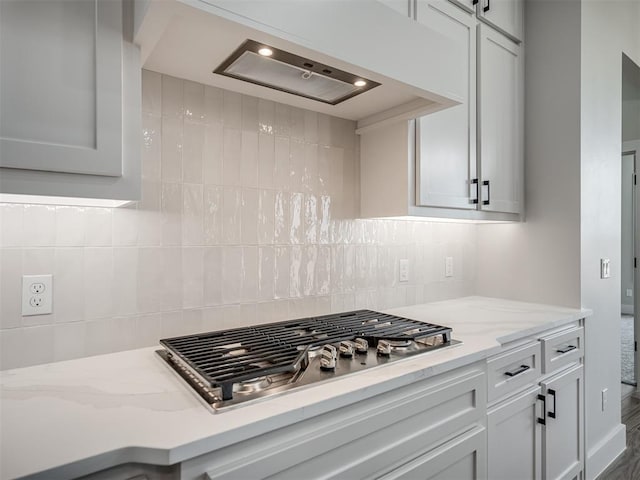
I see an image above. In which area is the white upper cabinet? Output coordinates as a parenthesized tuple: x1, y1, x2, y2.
(415, 0, 477, 210)
(476, 0, 524, 43)
(478, 24, 523, 214)
(448, 0, 523, 42)
(0, 0, 141, 204)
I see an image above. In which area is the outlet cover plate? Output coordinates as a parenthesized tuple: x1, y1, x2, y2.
(22, 274, 53, 316)
(445, 257, 454, 277)
(399, 259, 409, 283)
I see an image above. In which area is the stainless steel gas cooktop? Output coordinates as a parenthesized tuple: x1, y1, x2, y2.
(157, 310, 460, 411)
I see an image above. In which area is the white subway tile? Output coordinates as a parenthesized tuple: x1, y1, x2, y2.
(289, 192, 303, 245)
(242, 95, 259, 132)
(274, 246, 290, 300)
(84, 207, 112, 246)
(137, 247, 162, 314)
(55, 206, 85, 246)
(222, 128, 242, 186)
(304, 110, 318, 143)
(113, 247, 138, 316)
(257, 189, 275, 245)
(0, 248, 22, 328)
(204, 185, 223, 245)
(258, 98, 275, 134)
(273, 191, 289, 245)
(135, 313, 162, 347)
(242, 246, 258, 302)
(183, 121, 205, 184)
(302, 245, 317, 296)
(182, 183, 204, 246)
(204, 85, 223, 125)
(142, 69, 162, 115)
(203, 123, 223, 185)
(0, 329, 23, 370)
(258, 246, 275, 301)
(0, 203, 24, 247)
(184, 80, 205, 123)
(113, 205, 138, 246)
(142, 113, 162, 181)
(223, 90, 242, 129)
(258, 132, 275, 189)
(241, 188, 259, 245)
(274, 103, 291, 136)
(161, 183, 182, 246)
(222, 187, 242, 245)
(162, 247, 183, 311)
(289, 245, 302, 298)
(161, 311, 183, 339)
(161, 75, 183, 118)
(274, 136, 290, 191)
(222, 246, 242, 304)
(290, 107, 305, 140)
(23, 205, 55, 246)
(54, 248, 84, 323)
(203, 247, 222, 306)
(241, 131, 259, 188)
(161, 116, 183, 182)
(83, 247, 114, 320)
(317, 246, 331, 295)
(182, 247, 204, 309)
(53, 322, 86, 362)
(21, 326, 55, 367)
(304, 194, 318, 244)
(289, 139, 305, 192)
(318, 113, 332, 146)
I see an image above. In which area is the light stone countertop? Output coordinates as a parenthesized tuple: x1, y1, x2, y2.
(0, 296, 591, 480)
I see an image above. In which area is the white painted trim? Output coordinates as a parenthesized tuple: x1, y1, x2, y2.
(585, 423, 626, 480)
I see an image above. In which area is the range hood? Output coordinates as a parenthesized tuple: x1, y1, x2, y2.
(134, 0, 464, 132)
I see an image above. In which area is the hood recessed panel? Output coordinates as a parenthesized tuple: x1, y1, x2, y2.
(214, 40, 380, 105)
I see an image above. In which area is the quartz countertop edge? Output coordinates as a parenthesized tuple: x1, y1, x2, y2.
(0, 296, 591, 480)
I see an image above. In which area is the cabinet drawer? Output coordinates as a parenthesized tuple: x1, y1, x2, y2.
(488, 341, 541, 403)
(540, 327, 583, 374)
(186, 367, 486, 480)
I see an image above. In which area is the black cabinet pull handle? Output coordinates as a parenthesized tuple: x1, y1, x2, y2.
(537, 394, 546, 425)
(505, 364, 530, 377)
(556, 345, 577, 354)
(482, 180, 490, 205)
(472, 0, 478, 4)
(548, 389, 557, 419)
(471, 178, 479, 204)
(483, 0, 490, 12)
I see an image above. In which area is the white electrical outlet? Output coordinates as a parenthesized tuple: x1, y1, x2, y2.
(627, 289, 633, 297)
(602, 388, 608, 411)
(600, 258, 611, 279)
(399, 259, 409, 283)
(22, 275, 53, 316)
(445, 257, 454, 277)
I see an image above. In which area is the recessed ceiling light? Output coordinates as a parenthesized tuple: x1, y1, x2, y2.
(258, 47, 273, 57)
(354, 79, 367, 87)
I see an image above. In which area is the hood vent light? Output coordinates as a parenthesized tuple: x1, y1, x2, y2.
(214, 40, 380, 105)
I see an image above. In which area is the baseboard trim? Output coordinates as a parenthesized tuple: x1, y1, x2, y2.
(621, 304, 634, 315)
(586, 423, 626, 480)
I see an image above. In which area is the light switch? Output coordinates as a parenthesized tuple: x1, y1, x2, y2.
(399, 259, 409, 283)
(600, 258, 611, 279)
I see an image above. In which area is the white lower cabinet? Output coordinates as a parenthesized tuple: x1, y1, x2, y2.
(540, 364, 584, 480)
(487, 385, 543, 480)
(487, 327, 584, 480)
(181, 365, 487, 480)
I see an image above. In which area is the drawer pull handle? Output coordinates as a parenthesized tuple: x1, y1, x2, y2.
(548, 389, 557, 419)
(537, 394, 546, 425)
(556, 345, 577, 354)
(505, 364, 530, 377)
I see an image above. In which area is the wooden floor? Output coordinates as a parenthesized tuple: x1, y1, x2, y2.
(598, 392, 640, 479)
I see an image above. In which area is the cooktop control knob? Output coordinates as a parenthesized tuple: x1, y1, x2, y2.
(377, 339, 392, 356)
(355, 337, 369, 354)
(339, 340, 355, 358)
(320, 344, 338, 371)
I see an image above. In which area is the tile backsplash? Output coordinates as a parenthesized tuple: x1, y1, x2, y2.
(0, 71, 477, 370)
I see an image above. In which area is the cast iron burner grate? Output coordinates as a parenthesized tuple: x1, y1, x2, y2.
(160, 310, 452, 401)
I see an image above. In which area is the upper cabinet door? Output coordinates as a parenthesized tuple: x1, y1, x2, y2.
(478, 24, 523, 215)
(476, 0, 523, 42)
(415, 0, 476, 210)
(0, 0, 124, 177)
